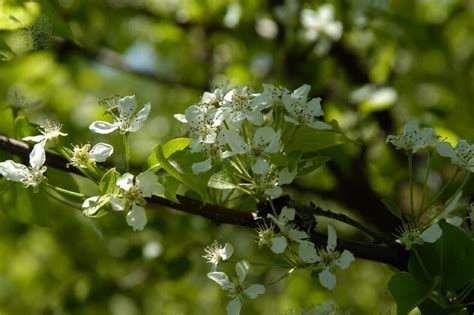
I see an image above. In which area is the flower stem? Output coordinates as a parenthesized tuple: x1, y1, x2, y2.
(121, 133, 130, 172)
(408, 152, 415, 219)
(265, 268, 295, 287)
(422, 169, 460, 213)
(44, 183, 86, 199)
(419, 150, 433, 214)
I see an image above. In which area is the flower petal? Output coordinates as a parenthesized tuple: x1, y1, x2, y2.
(235, 260, 250, 283)
(222, 243, 234, 260)
(136, 171, 163, 197)
(419, 223, 442, 243)
(436, 142, 457, 159)
(335, 250, 354, 270)
(89, 143, 114, 162)
(270, 236, 288, 254)
(298, 240, 320, 263)
(118, 95, 137, 119)
(207, 272, 232, 290)
(279, 206, 295, 222)
(251, 158, 269, 174)
(0, 160, 29, 182)
(129, 103, 151, 132)
(226, 298, 241, 315)
(244, 284, 266, 299)
(89, 121, 119, 134)
(116, 173, 134, 191)
(319, 268, 336, 290)
(126, 205, 147, 231)
(110, 195, 126, 211)
(29, 141, 46, 170)
(192, 157, 212, 174)
(326, 225, 337, 253)
(22, 135, 46, 143)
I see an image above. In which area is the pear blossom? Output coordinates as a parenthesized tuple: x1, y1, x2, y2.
(23, 120, 67, 144)
(282, 85, 332, 130)
(82, 195, 110, 217)
(69, 142, 114, 168)
(89, 95, 151, 134)
(252, 83, 288, 106)
(207, 260, 265, 315)
(301, 5, 343, 42)
(249, 167, 297, 199)
(266, 206, 309, 254)
(436, 140, 474, 172)
(224, 127, 281, 174)
(110, 171, 164, 231)
(189, 130, 234, 174)
(394, 223, 442, 250)
(221, 87, 268, 126)
(297, 225, 354, 290)
(203, 241, 234, 271)
(386, 120, 438, 153)
(0, 141, 47, 192)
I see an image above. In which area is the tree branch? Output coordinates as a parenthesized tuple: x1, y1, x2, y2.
(0, 133, 408, 270)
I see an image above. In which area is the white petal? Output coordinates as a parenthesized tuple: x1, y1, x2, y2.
(136, 171, 162, 197)
(244, 284, 265, 299)
(29, 141, 46, 170)
(436, 142, 457, 159)
(335, 250, 354, 270)
(89, 143, 114, 162)
(192, 158, 212, 174)
(247, 111, 264, 126)
(264, 130, 281, 153)
(207, 272, 232, 290)
(278, 168, 296, 185)
(174, 113, 188, 123)
(89, 121, 119, 134)
(326, 225, 337, 253)
(306, 97, 323, 117)
(128, 103, 151, 132)
(116, 173, 134, 191)
(22, 135, 46, 143)
(118, 95, 137, 119)
(420, 223, 442, 243)
(126, 205, 147, 231)
(319, 268, 336, 290)
(0, 160, 29, 182)
(283, 115, 300, 126)
(235, 260, 250, 283)
(224, 130, 248, 154)
(287, 228, 308, 241)
(298, 240, 320, 263)
(265, 187, 282, 198)
(279, 206, 295, 222)
(270, 236, 287, 254)
(251, 158, 269, 174)
(110, 195, 126, 211)
(222, 243, 234, 260)
(293, 84, 311, 99)
(82, 195, 104, 216)
(254, 127, 276, 147)
(226, 298, 241, 315)
(446, 216, 463, 227)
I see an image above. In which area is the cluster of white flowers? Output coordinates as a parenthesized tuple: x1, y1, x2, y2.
(259, 207, 354, 290)
(386, 120, 438, 153)
(203, 242, 265, 315)
(175, 83, 330, 200)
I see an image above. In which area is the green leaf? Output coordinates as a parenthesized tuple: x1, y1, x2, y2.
(161, 176, 181, 202)
(154, 145, 211, 201)
(286, 125, 352, 153)
(382, 198, 402, 219)
(208, 172, 237, 190)
(99, 168, 120, 195)
(388, 272, 431, 315)
(144, 138, 192, 172)
(297, 155, 331, 176)
(408, 221, 474, 291)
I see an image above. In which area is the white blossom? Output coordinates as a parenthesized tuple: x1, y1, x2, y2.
(110, 171, 164, 231)
(203, 241, 234, 271)
(89, 95, 151, 134)
(394, 223, 442, 250)
(221, 87, 268, 126)
(207, 260, 265, 315)
(297, 225, 354, 290)
(69, 142, 113, 168)
(386, 120, 438, 153)
(301, 5, 343, 41)
(0, 141, 47, 192)
(282, 85, 332, 130)
(436, 140, 474, 172)
(267, 206, 308, 254)
(23, 120, 67, 144)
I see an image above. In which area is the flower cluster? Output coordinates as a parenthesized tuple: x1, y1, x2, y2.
(204, 242, 265, 315)
(386, 120, 438, 153)
(175, 83, 330, 201)
(258, 207, 354, 290)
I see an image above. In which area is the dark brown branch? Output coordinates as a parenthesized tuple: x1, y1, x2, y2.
(0, 134, 408, 270)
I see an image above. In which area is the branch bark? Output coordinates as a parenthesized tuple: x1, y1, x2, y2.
(0, 134, 408, 270)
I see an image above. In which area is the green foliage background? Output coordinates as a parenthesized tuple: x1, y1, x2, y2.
(0, 0, 473, 314)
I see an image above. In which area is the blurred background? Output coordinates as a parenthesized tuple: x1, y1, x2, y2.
(0, 0, 473, 314)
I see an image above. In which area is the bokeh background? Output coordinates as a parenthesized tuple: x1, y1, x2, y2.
(0, 0, 473, 314)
